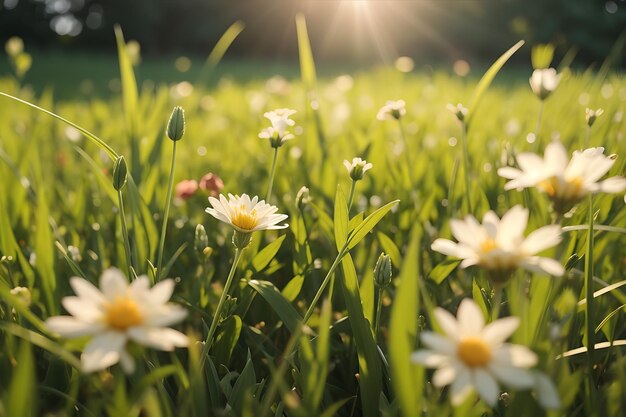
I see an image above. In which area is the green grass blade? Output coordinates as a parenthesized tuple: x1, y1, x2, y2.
(466, 40, 525, 127)
(339, 254, 382, 417)
(114, 25, 139, 138)
(334, 185, 349, 250)
(6, 341, 36, 417)
(0, 92, 118, 159)
(248, 279, 303, 334)
(251, 235, 286, 273)
(203, 20, 245, 72)
(389, 229, 422, 417)
(295, 13, 317, 89)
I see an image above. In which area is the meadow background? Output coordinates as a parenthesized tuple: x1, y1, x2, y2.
(0, 1, 625, 416)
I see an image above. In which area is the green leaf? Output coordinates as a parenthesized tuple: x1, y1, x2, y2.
(213, 315, 242, 366)
(228, 353, 257, 416)
(334, 185, 349, 250)
(347, 200, 399, 250)
(251, 235, 286, 273)
(429, 259, 461, 284)
(319, 398, 353, 417)
(248, 280, 303, 334)
(376, 232, 401, 266)
(389, 230, 422, 417)
(282, 275, 305, 302)
(466, 40, 525, 127)
(339, 254, 382, 417)
(34, 186, 56, 314)
(6, 341, 36, 417)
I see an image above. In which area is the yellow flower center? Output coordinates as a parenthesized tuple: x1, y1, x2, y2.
(105, 297, 143, 331)
(457, 337, 492, 367)
(537, 176, 584, 199)
(231, 205, 258, 230)
(480, 238, 498, 254)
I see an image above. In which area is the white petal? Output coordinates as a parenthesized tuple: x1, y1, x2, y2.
(61, 297, 103, 322)
(145, 305, 188, 327)
(497, 206, 528, 245)
(544, 141, 569, 173)
(492, 344, 538, 368)
(81, 331, 127, 373)
(410, 350, 448, 367)
(431, 239, 475, 260)
(457, 299, 485, 336)
(450, 217, 483, 245)
(473, 368, 500, 406)
(450, 368, 473, 406)
(521, 225, 562, 255)
(481, 316, 519, 345)
(432, 363, 458, 387)
(420, 332, 456, 355)
(148, 279, 175, 304)
(434, 308, 459, 340)
(100, 268, 129, 299)
(459, 257, 480, 268)
(516, 152, 545, 173)
(497, 166, 523, 181)
(596, 177, 626, 194)
(69, 277, 105, 304)
(130, 276, 151, 294)
(119, 349, 136, 374)
(46, 316, 105, 337)
(128, 327, 189, 351)
(521, 257, 564, 277)
(534, 372, 561, 410)
(488, 364, 535, 389)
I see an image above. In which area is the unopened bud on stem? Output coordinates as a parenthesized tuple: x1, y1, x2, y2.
(112, 156, 128, 191)
(167, 106, 185, 141)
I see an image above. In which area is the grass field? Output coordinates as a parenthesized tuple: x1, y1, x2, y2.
(0, 27, 625, 417)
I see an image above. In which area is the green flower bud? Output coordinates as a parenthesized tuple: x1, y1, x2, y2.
(112, 156, 128, 191)
(167, 106, 185, 141)
(194, 224, 209, 255)
(374, 253, 392, 288)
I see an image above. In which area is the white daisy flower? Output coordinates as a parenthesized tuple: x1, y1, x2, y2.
(376, 99, 406, 120)
(45, 268, 188, 374)
(431, 205, 564, 284)
(497, 141, 626, 214)
(259, 108, 297, 147)
(411, 299, 540, 407)
(529, 68, 561, 100)
(206, 193, 288, 234)
(344, 157, 373, 181)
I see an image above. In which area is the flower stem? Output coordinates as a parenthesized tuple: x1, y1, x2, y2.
(202, 247, 243, 360)
(156, 140, 177, 281)
(491, 285, 503, 322)
(303, 244, 348, 323)
(117, 189, 134, 279)
(397, 119, 412, 177)
(585, 125, 591, 148)
(266, 146, 279, 202)
(533, 101, 544, 150)
(584, 195, 596, 411)
(347, 180, 357, 213)
(374, 286, 384, 342)
(460, 121, 472, 214)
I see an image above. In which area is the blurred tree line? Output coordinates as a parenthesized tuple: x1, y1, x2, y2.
(0, 0, 624, 65)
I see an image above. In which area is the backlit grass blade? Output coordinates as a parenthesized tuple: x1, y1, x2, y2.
(5, 341, 36, 417)
(114, 25, 139, 138)
(340, 254, 382, 417)
(295, 13, 317, 89)
(466, 40, 525, 127)
(0, 92, 118, 159)
(389, 228, 422, 417)
(202, 20, 245, 73)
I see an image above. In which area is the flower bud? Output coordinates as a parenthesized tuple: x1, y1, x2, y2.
(446, 103, 468, 122)
(112, 156, 128, 191)
(295, 186, 311, 210)
(373, 253, 392, 288)
(585, 108, 604, 127)
(194, 224, 209, 254)
(167, 106, 185, 141)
